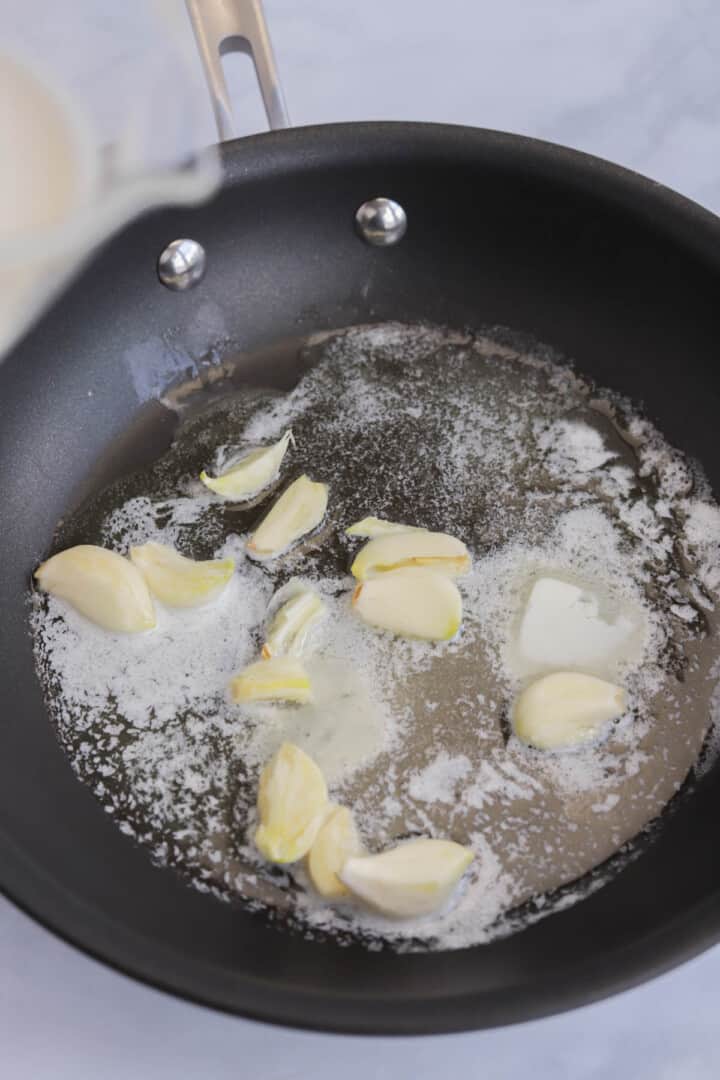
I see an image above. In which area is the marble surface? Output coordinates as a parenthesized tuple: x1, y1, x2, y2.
(4, 0, 720, 1075)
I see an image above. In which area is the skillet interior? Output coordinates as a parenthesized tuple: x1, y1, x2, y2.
(2, 122, 720, 1033)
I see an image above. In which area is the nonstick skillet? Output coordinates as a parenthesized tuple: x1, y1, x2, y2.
(2, 0, 720, 1034)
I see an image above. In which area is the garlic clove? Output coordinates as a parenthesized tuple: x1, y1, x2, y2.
(229, 657, 313, 704)
(513, 671, 626, 750)
(255, 742, 328, 863)
(247, 474, 328, 560)
(129, 541, 234, 608)
(352, 566, 462, 641)
(340, 838, 473, 918)
(261, 586, 326, 659)
(34, 545, 156, 633)
(345, 516, 424, 539)
(200, 430, 293, 500)
(307, 804, 364, 899)
(351, 530, 470, 580)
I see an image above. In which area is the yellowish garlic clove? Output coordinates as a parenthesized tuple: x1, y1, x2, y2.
(247, 474, 328, 560)
(352, 566, 462, 641)
(129, 541, 234, 608)
(261, 586, 326, 659)
(307, 804, 364, 899)
(340, 838, 473, 918)
(351, 530, 470, 580)
(200, 430, 293, 500)
(255, 742, 328, 864)
(229, 656, 313, 704)
(345, 516, 424, 539)
(34, 545, 156, 633)
(513, 671, 626, 750)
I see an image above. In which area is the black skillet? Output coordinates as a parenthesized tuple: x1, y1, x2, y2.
(2, 0, 720, 1034)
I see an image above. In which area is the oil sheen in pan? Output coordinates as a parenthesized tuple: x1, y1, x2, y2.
(31, 323, 720, 951)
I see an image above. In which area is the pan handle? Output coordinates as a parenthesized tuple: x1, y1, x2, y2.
(185, 0, 289, 140)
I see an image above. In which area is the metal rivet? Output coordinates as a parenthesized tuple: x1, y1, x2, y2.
(355, 197, 407, 247)
(157, 238, 207, 291)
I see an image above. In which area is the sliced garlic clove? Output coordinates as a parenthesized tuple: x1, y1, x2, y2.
(229, 657, 313, 704)
(200, 430, 293, 500)
(352, 566, 462, 641)
(513, 671, 626, 750)
(340, 838, 473, 918)
(247, 474, 329, 560)
(307, 804, 364, 899)
(351, 530, 470, 580)
(255, 741, 328, 863)
(129, 541, 234, 608)
(261, 586, 327, 659)
(345, 516, 424, 539)
(34, 545, 156, 633)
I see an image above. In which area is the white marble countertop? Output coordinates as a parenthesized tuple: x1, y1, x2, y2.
(3, 0, 720, 1075)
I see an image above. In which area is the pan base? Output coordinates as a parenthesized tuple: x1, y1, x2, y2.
(31, 323, 720, 950)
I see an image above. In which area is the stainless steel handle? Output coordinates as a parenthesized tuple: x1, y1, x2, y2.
(185, 0, 289, 141)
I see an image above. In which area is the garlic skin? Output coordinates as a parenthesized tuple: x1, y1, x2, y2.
(513, 671, 626, 750)
(345, 516, 424, 539)
(247, 474, 329, 560)
(129, 542, 234, 608)
(307, 805, 364, 899)
(200, 430, 293, 500)
(34, 545, 156, 633)
(255, 742, 328, 864)
(352, 566, 462, 641)
(229, 657, 313, 704)
(351, 530, 470, 580)
(261, 586, 327, 659)
(340, 838, 473, 918)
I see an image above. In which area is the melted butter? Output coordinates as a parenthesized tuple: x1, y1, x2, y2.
(31, 322, 720, 951)
(240, 658, 387, 784)
(507, 572, 647, 679)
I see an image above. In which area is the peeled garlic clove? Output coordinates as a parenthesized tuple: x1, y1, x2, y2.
(513, 671, 626, 750)
(34, 545, 156, 633)
(352, 566, 462, 641)
(200, 430, 293, 500)
(340, 838, 473, 918)
(262, 586, 326, 659)
(129, 541, 234, 608)
(229, 657, 312, 704)
(345, 516, 424, 539)
(351, 530, 470, 580)
(247, 474, 328, 560)
(307, 804, 364, 899)
(255, 742, 328, 863)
